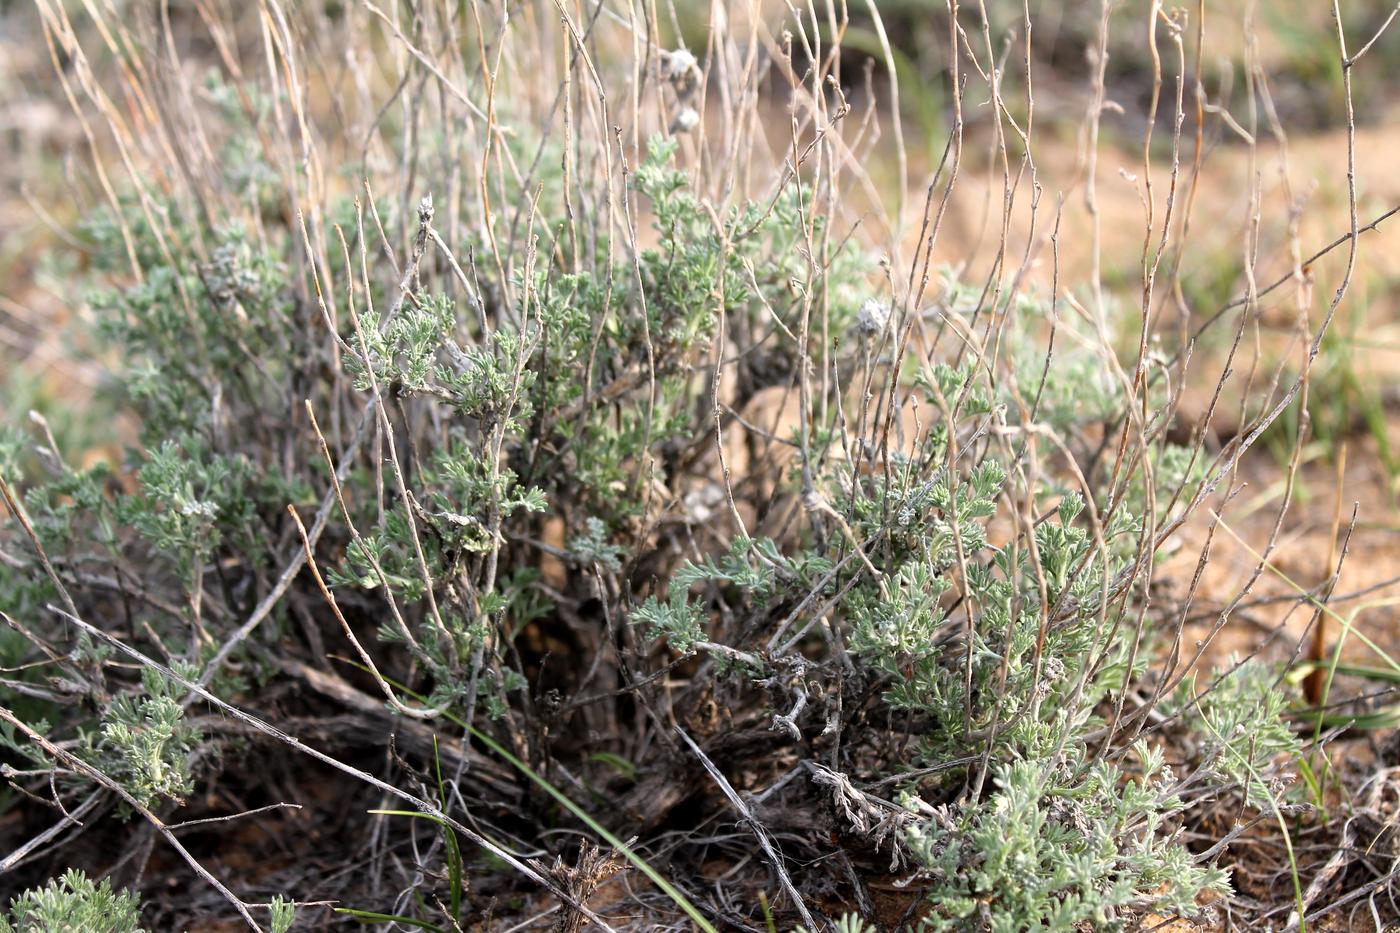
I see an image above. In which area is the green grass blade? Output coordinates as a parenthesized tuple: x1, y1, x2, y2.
(334, 907, 446, 931)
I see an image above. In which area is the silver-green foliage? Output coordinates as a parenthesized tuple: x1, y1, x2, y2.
(905, 746, 1229, 931)
(89, 666, 201, 808)
(1174, 661, 1302, 809)
(0, 869, 145, 933)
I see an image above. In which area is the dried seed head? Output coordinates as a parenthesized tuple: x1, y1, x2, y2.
(660, 47, 697, 81)
(660, 47, 701, 98)
(856, 297, 890, 337)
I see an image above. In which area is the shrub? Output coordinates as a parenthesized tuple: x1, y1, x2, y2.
(0, 1, 1352, 928)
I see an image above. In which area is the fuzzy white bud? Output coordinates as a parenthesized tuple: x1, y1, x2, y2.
(661, 48, 697, 81)
(669, 107, 700, 134)
(856, 297, 890, 336)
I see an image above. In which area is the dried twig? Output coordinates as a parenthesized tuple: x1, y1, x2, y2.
(675, 726, 820, 930)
